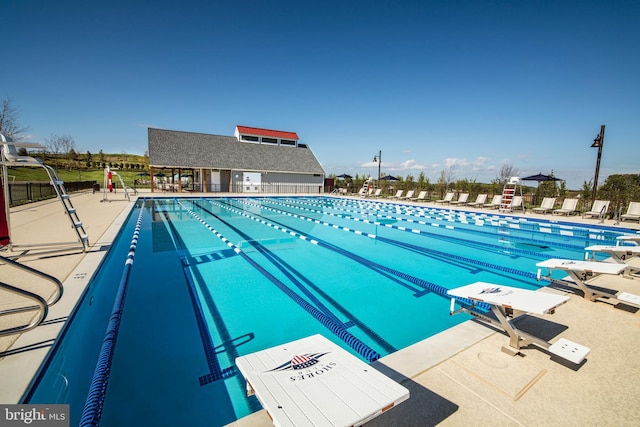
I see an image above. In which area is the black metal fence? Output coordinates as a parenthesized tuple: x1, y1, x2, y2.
(7, 181, 97, 207)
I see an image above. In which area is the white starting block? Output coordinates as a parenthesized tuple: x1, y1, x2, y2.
(235, 334, 409, 427)
(448, 282, 590, 364)
(536, 258, 640, 307)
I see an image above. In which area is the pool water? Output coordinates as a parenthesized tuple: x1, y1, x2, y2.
(25, 196, 629, 426)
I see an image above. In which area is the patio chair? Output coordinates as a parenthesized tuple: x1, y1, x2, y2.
(367, 188, 382, 198)
(409, 190, 428, 202)
(582, 200, 610, 219)
(450, 193, 469, 205)
(483, 195, 502, 209)
(621, 202, 640, 223)
(532, 197, 556, 214)
(467, 194, 487, 208)
(399, 190, 415, 200)
(552, 198, 578, 216)
(435, 192, 454, 204)
(387, 190, 403, 199)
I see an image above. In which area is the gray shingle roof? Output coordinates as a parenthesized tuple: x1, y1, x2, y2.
(148, 128, 325, 174)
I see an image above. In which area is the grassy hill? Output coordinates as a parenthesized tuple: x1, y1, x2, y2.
(4, 152, 150, 186)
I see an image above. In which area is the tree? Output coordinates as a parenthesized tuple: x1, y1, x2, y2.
(45, 134, 75, 168)
(497, 162, 519, 184)
(0, 97, 30, 140)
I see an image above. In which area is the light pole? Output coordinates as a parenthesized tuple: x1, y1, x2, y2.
(373, 150, 381, 190)
(590, 125, 605, 204)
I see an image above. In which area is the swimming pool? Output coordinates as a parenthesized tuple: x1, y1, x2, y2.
(23, 196, 632, 426)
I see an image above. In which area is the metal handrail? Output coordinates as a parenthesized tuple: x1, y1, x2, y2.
(0, 255, 64, 306)
(0, 281, 48, 337)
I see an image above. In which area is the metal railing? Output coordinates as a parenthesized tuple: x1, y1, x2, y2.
(0, 255, 64, 337)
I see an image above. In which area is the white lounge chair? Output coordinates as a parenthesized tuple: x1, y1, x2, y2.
(409, 190, 428, 202)
(467, 194, 487, 207)
(500, 195, 524, 212)
(399, 190, 415, 200)
(450, 192, 469, 205)
(483, 195, 501, 209)
(532, 197, 556, 214)
(583, 200, 610, 219)
(387, 190, 403, 199)
(552, 198, 578, 216)
(365, 188, 382, 198)
(435, 192, 454, 204)
(621, 202, 640, 223)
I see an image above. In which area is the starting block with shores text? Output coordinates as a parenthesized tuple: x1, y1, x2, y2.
(448, 282, 590, 364)
(235, 334, 409, 427)
(536, 258, 640, 308)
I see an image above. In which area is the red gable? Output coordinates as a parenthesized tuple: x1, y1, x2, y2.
(236, 125, 298, 140)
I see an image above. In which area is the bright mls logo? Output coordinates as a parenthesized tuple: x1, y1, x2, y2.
(0, 405, 69, 427)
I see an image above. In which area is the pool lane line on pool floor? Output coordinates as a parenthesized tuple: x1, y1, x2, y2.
(269, 196, 598, 252)
(81, 202, 145, 427)
(189, 200, 398, 355)
(210, 198, 488, 314)
(238, 198, 553, 277)
(178, 200, 383, 363)
(292, 196, 623, 243)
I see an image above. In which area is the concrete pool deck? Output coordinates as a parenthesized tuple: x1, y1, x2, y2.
(2, 191, 640, 426)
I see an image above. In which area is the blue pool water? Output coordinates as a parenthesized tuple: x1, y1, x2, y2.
(24, 196, 632, 426)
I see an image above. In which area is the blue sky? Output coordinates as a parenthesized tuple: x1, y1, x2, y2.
(2, 0, 639, 189)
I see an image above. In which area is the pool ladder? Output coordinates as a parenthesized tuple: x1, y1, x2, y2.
(0, 255, 63, 337)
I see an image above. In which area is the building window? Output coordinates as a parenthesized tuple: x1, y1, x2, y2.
(261, 137, 277, 144)
(280, 139, 296, 146)
(298, 143, 308, 148)
(242, 135, 259, 142)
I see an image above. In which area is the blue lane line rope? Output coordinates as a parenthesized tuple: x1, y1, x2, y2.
(178, 200, 382, 363)
(210, 199, 488, 312)
(258, 197, 590, 252)
(239, 198, 551, 263)
(80, 201, 145, 427)
(280, 195, 622, 245)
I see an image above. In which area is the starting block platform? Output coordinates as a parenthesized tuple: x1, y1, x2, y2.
(235, 334, 409, 427)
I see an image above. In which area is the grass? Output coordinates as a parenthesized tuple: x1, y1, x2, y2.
(4, 166, 150, 187)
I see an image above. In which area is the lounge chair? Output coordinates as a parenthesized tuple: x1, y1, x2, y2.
(582, 200, 610, 219)
(467, 194, 487, 208)
(500, 195, 523, 212)
(621, 202, 640, 223)
(450, 192, 469, 205)
(532, 197, 556, 214)
(449, 281, 590, 363)
(409, 190, 428, 202)
(365, 188, 382, 198)
(399, 190, 415, 200)
(552, 198, 578, 216)
(483, 195, 501, 209)
(435, 192, 454, 204)
(387, 190, 403, 199)
(537, 258, 640, 308)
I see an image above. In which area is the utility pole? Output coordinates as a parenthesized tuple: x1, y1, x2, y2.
(590, 125, 605, 203)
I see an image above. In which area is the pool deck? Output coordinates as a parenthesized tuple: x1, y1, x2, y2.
(2, 191, 640, 426)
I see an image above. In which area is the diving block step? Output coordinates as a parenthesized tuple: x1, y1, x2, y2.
(549, 338, 591, 364)
(618, 292, 640, 306)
